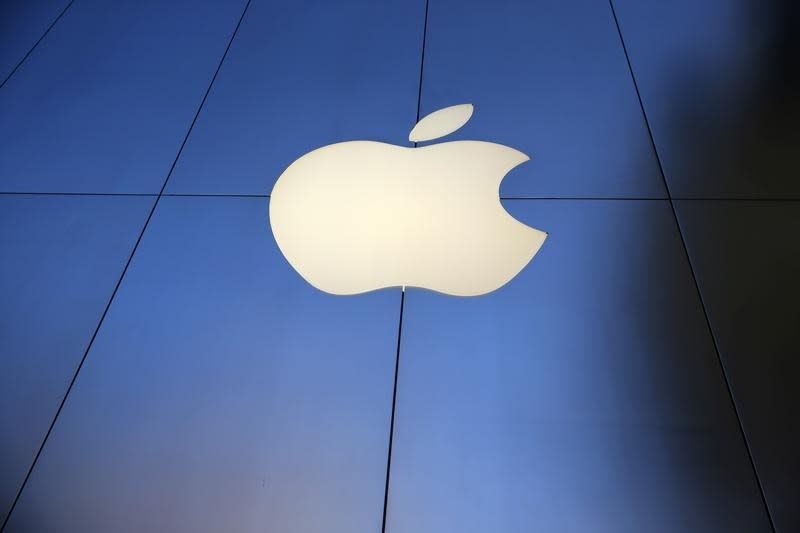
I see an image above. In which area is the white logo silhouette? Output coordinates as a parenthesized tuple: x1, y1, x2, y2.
(269, 104, 547, 296)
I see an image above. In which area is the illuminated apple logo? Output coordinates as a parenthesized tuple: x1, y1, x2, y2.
(269, 103, 547, 296)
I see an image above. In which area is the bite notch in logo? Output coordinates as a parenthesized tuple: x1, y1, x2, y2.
(269, 103, 547, 296)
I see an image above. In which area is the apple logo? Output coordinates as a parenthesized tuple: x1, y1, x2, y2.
(269, 103, 547, 297)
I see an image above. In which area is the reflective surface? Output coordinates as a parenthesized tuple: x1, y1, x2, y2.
(0, 194, 152, 525)
(1, 0, 796, 530)
(614, 0, 800, 198)
(387, 200, 771, 533)
(165, 0, 425, 195)
(0, 0, 69, 83)
(676, 200, 800, 532)
(4, 197, 400, 533)
(0, 0, 247, 193)
(418, 0, 666, 198)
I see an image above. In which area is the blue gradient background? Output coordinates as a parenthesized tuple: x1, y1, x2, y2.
(1, 0, 797, 532)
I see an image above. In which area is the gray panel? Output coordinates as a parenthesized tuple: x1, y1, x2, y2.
(0, 194, 153, 525)
(166, 0, 425, 195)
(4, 197, 400, 532)
(0, 0, 69, 83)
(0, 0, 247, 193)
(676, 200, 800, 532)
(418, 0, 665, 199)
(613, 0, 800, 198)
(386, 200, 771, 532)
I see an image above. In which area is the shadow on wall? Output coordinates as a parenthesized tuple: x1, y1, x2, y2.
(618, 0, 800, 530)
(623, 0, 800, 197)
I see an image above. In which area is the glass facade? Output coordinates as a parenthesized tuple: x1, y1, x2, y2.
(1, 1, 797, 531)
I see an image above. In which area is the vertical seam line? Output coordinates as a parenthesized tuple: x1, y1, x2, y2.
(381, 289, 406, 533)
(381, 2, 429, 531)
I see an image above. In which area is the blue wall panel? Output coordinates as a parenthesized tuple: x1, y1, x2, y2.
(4, 197, 400, 532)
(0, 0, 247, 193)
(386, 200, 772, 532)
(0, 0, 70, 83)
(0, 194, 153, 525)
(166, 0, 425, 195)
(418, 0, 666, 198)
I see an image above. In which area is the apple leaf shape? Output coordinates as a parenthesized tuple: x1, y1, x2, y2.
(409, 103, 474, 142)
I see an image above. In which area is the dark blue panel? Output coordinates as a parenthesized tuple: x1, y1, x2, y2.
(0, 0, 69, 83)
(418, 0, 665, 198)
(0, 194, 153, 525)
(0, 0, 246, 193)
(5, 197, 400, 532)
(387, 200, 771, 532)
(166, 0, 425, 194)
(676, 200, 800, 533)
(613, 0, 800, 198)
